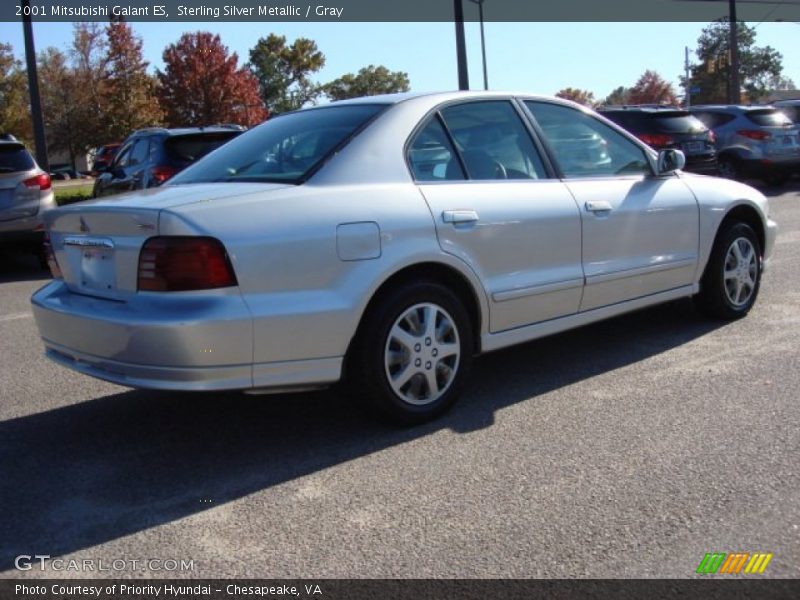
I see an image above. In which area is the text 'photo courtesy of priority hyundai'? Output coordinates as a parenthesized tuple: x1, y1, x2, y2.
(31, 92, 778, 424)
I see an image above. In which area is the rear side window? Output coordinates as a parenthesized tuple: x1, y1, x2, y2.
(746, 109, 792, 127)
(164, 132, 241, 167)
(408, 117, 465, 181)
(0, 144, 35, 172)
(778, 105, 799, 123)
(439, 101, 547, 180)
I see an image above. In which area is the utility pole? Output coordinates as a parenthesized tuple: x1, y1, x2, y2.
(729, 0, 741, 104)
(21, 0, 48, 171)
(684, 46, 692, 107)
(453, 0, 469, 90)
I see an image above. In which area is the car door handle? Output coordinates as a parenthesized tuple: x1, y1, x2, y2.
(585, 201, 613, 212)
(442, 210, 480, 224)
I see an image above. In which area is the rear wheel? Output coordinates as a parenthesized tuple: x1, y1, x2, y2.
(717, 157, 741, 181)
(348, 281, 474, 424)
(695, 222, 761, 320)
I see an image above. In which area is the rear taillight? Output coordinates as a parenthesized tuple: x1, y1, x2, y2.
(23, 173, 52, 191)
(43, 232, 62, 279)
(138, 237, 237, 292)
(737, 129, 771, 141)
(637, 133, 674, 148)
(150, 165, 179, 185)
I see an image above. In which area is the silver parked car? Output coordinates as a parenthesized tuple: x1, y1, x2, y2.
(0, 136, 57, 252)
(31, 92, 777, 423)
(689, 105, 800, 186)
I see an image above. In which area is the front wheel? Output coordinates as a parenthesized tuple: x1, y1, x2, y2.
(348, 281, 474, 424)
(695, 222, 762, 320)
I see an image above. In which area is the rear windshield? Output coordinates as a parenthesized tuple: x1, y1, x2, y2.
(164, 132, 242, 167)
(650, 112, 707, 134)
(0, 144, 35, 172)
(168, 104, 385, 185)
(746, 109, 793, 127)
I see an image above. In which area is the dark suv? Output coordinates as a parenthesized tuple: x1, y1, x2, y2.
(93, 126, 245, 198)
(598, 106, 718, 174)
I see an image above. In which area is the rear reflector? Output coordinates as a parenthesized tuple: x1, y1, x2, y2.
(23, 173, 52, 191)
(138, 237, 237, 292)
(43, 232, 62, 279)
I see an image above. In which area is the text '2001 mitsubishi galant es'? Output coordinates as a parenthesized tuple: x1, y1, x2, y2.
(32, 92, 777, 423)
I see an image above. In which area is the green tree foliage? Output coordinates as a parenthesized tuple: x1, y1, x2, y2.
(323, 65, 410, 101)
(555, 87, 596, 107)
(102, 21, 163, 142)
(0, 43, 32, 145)
(683, 19, 787, 104)
(627, 70, 679, 105)
(248, 34, 325, 115)
(158, 32, 267, 127)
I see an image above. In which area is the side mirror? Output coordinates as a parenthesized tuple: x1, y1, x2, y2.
(656, 149, 686, 175)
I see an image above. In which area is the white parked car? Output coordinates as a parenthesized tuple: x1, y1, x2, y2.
(32, 92, 777, 423)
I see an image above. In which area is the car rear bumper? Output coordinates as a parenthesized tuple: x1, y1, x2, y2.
(684, 155, 719, 175)
(31, 280, 342, 391)
(739, 155, 800, 176)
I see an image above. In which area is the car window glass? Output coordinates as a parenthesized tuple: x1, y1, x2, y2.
(525, 101, 651, 178)
(113, 143, 133, 168)
(439, 101, 547, 180)
(164, 132, 240, 167)
(0, 144, 35, 172)
(692, 112, 734, 129)
(129, 139, 150, 165)
(407, 117, 465, 181)
(169, 104, 384, 185)
(651, 112, 707, 133)
(746, 109, 792, 127)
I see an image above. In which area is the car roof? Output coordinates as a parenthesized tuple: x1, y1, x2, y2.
(598, 105, 684, 113)
(689, 105, 780, 112)
(128, 125, 246, 138)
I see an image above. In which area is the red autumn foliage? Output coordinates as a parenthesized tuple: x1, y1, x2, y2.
(157, 32, 268, 127)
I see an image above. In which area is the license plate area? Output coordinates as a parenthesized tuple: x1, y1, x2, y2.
(64, 237, 117, 293)
(683, 141, 704, 153)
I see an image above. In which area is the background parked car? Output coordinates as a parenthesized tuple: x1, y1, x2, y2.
(91, 143, 121, 175)
(689, 105, 800, 186)
(92, 126, 245, 198)
(599, 105, 718, 174)
(0, 137, 56, 254)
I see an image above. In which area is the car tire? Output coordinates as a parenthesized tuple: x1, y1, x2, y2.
(762, 172, 788, 188)
(348, 280, 474, 425)
(694, 222, 761, 320)
(717, 157, 741, 181)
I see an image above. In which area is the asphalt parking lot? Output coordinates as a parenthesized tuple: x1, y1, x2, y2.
(1, 182, 798, 579)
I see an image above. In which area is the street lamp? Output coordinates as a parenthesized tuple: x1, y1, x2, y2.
(467, 0, 489, 90)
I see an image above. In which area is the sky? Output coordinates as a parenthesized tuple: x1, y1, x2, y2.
(1, 20, 798, 101)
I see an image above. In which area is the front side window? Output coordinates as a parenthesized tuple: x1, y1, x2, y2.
(169, 104, 384, 185)
(129, 139, 150, 165)
(408, 117, 465, 181)
(439, 101, 547, 180)
(525, 101, 651, 178)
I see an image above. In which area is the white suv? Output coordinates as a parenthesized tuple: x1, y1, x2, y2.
(0, 136, 56, 252)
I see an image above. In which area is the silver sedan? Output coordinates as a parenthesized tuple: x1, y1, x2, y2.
(31, 92, 778, 423)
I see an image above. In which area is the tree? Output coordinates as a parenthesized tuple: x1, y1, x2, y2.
(102, 21, 162, 141)
(323, 65, 409, 101)
(0, 43, 32, 144)
(555, 87, 596, 107)
(157, 32, 267, 127)
(627, 70, 679, 105)
(683, 19, 787, 104)
(249, 34, 325, 115)
(37, 47, 83, 169)
(603, 86, 630, 106)
(70, 23, 108, 153)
